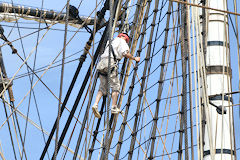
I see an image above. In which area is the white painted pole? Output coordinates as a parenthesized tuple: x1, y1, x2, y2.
(203, 0, 235, 159)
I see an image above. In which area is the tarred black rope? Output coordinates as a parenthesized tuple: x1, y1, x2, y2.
(40, 1, 109, 158)
(72, 70, 99, 159)
(47, 27, 108, 160)
(88, 96, 106, 160)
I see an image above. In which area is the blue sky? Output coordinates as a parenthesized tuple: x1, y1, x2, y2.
(0, 0, 239, 160)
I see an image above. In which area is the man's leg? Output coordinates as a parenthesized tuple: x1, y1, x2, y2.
(111, 91, 119, 106)
(93, 91, 103, 106)
(110, 67, 121, 114)
(92, 73, 106, 118)
(92, 91, 103, 118)
(111, 91, 122, 114)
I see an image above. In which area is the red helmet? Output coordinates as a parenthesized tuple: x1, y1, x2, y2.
(118, 33, 130, 43)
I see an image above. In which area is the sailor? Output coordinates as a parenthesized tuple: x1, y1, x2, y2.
(92, 33, 140, 118)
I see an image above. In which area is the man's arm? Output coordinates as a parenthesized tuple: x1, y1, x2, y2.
(123, 51, 140, 62)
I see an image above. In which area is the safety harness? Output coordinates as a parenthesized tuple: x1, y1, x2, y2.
(98, 43, 118, 77)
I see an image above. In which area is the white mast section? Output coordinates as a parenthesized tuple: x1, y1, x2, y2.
(0, 3, 103, 28)
(202, 0, 235, 159)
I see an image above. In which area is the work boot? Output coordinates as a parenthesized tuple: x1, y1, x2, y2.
(92, 104, 101, 118)
(111, 105, 123, 114)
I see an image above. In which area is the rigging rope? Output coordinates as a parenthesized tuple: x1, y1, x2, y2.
(1, 2, 29, 156)
(128, 0, 160, 159)
(72, 70, 99, 159)
(114, 0, 149, 158)
(170, 0, 240, 16)
(38, 1, 107, 158)
(1, 0, 239, 159)
(102, 0, 114, 158)
(48, 27, 108, 159)
(190, 0, 200, 158)
(54, 1, 69, 160)
(232, 0, 239, 156)
(148, 2, 172, 159)
(106, 0, 149, 158)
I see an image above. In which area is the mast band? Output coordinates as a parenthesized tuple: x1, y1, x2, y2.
(207, 41, 229, 47)
(203, 149, 235, 157)
(209, 95, 233, 102)
(206, 66, 232, 76)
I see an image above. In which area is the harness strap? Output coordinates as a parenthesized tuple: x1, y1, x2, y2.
(110, 44, 118, 63)
(98, 67, 116, 77)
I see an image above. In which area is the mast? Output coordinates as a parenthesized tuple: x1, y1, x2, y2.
(202, 0, 235, 159)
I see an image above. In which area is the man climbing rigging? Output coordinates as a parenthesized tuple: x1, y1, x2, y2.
(92, 33, 140, 118)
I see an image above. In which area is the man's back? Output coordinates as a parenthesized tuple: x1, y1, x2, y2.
(100, 37, 130, 60)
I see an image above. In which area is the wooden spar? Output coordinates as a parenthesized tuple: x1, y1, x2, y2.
(0, 3, 105, 28)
